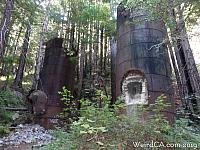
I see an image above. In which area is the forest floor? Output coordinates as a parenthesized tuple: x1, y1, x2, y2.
(1, 143, 32, 150)
(0, 124, 54, 150)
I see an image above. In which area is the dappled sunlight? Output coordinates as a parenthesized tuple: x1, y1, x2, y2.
(0, 76, 6, 81)
(22, 81, 32, 85)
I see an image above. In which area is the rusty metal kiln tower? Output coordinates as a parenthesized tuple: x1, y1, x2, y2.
(113, 5, 174, 121)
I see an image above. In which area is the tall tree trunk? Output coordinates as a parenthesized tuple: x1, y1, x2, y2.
(0, 16, 16, 76)
(76, 22, 81, 82)
(32, 3, 49, 90)
(13, 24, 31, 89)
(11, 24, 23, 75)
(93, 20, 99, 74)
(70, 23, 75, 53)
(176, 6, 200, 112)
(88, 23, 93, 77)
(99, 28, 104, 75)
(167, 0, 188, 102)
(63, 10, 70, 48)
(167, 39, 185, 107)
(84, 52, 88, 78)
(13, 24, 23, 54)
(0, 0, 14, 60)
(110, 37, 117, 105)
(167, 0, 200, 113)
(78, 33, 85, 98)
(103, 36, 108, 73)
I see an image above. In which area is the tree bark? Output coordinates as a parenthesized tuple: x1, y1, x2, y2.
(99, 28, 104, 75)
(32, 3, 49, 90)
(78, 33, 85, 98)
(110, 37, 117, 105)
(103, 36, 108, 73)
(176, 6, 200, 112)
(0, 0, 14, 60)
(167, 0, 188, 102)
(13, 24, 31, 89)
(167, 0, 200, 113)
(88, 23, 93, 77)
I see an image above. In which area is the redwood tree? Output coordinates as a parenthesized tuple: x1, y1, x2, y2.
(0, 0, 14, 60)
(13, 23, 32, 89)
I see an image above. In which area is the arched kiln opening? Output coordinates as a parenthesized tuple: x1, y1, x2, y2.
(121, 70, 148, 105)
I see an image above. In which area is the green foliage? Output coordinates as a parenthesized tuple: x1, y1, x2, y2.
(0, 110, 12, 124)
(126, 0, 200, 27)
(0, 90, 24, 136)
(72, 117, 108, 135)
(69, 57, 78, 64)
(149, 94, 172, 133)
(71, 96, 120, 136)
(37, 130, 76, 150)
(0, 90, 21, 107)
(165, 119, 200, 147)
(0, 91, 13, 136)
(0, 124, 10, 137)
(58, 87, 78, 123)
(39, 91, 126, 149)
(39, 95, 200, 150)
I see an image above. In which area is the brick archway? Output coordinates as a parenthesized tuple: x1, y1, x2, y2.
(121, 70, 148, 105)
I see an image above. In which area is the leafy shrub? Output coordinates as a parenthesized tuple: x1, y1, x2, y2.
(0, 91, 15, 107)
(38, 94, 200, 150)
(0, 90, 24, 137)
(58, 87, 78, 124)
(0, 110, 12, 124)
(38, 130, 76, 150)
(0, 124, 10, 137)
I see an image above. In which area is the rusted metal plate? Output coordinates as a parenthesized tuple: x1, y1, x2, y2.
(150, 74, 172, 93)
(113, 6, 174, 122)
(39, 106, 62, 129)
(38, 38, 75, 128)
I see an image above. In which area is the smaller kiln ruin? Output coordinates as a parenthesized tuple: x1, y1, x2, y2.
(38, 38, 75, 128)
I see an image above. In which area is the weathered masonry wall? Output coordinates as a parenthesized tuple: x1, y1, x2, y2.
(39, 38, 75, 128)
(114, 6, 174, 121)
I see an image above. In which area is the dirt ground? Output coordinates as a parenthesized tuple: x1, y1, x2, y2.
(0, 144, 33, 150)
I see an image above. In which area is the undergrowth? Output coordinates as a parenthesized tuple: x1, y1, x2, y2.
(38, 91, 200, 150)
(0, 90, 24, 137)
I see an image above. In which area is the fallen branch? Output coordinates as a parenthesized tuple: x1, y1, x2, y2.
(0, 107, 28, 111)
